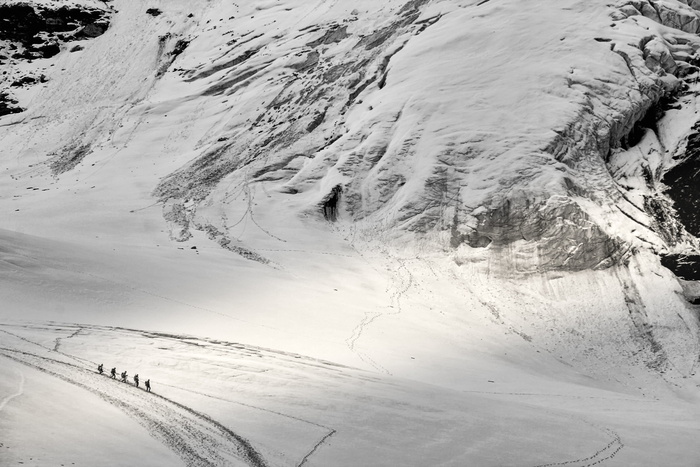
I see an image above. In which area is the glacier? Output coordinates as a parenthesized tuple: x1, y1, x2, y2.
(1, 0, 700, 465)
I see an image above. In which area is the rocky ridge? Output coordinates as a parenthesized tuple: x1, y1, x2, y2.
(604, 0, 700, 288)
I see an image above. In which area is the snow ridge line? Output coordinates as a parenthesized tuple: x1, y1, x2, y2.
(0, 348, 269, 467)
(0, 366, 24, 412)
(461, 389, 656, 402)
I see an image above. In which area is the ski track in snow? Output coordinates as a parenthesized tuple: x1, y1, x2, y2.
(0, 348, 269, 467)
(462, 389, 626, 467)
(155, 383, 337, 467)
(1, 323, 343, 467)
(0, 323, 638, 467)
(343, 246, 415, 374)
(531, 420, 623, 467)
(439, 275, 631, 467)
(295, 429, 336, 467)
(0, 368, 25, 413)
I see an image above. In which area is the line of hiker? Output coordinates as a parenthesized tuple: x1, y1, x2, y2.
(97, 363, 151, 392)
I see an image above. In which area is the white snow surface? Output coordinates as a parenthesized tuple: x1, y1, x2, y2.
(1, 0, 700, 465)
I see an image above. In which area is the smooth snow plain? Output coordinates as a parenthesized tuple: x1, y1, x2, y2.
(1, 0, 700, 465)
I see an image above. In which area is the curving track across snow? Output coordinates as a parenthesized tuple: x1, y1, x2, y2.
(0, 348, 268, 467)
(0, 368, 24, 413)
(531, 423, 623, 467)
(343, 251, 414, 374)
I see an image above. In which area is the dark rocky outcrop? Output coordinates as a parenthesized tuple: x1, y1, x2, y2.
(0, 2, 112, 57)
(306, 25, 349, 48)
(322, 185, 343, 221)
(0, 91, 22, 116)
(660, 253, 700, 280)
(0, 2, 112, 117)
(644, 196, 684, 246)
(662, 121, 700, 238)
(48, 142, 92, 175)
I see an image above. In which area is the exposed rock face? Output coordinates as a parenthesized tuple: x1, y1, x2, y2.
(660, 253, 700, 280)
(594, 1, 700, 291)
(0, 0, 112, 115)
(506, 0, 700, 272)
(0, 1, 111, 58)
(662, 121, 700, 237)
(463, 198, 626, 271)
(0, 91, 22, 116)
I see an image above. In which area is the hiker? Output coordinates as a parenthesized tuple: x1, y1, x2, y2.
(120, 371, 127, 383)
(97, 364, 103, 375)
(110, 367, 117, 379)
(134, 374, 139, 388)
(145, 379, 151, 392)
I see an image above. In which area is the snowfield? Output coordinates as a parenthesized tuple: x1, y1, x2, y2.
(1, 0, 700, 465)
(2, 322, 699, 466)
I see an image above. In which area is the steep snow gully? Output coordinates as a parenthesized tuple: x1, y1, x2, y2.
(3, 0, 700, 465)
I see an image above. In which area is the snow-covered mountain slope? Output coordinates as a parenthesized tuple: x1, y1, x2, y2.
(2, 0, 700, 465)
